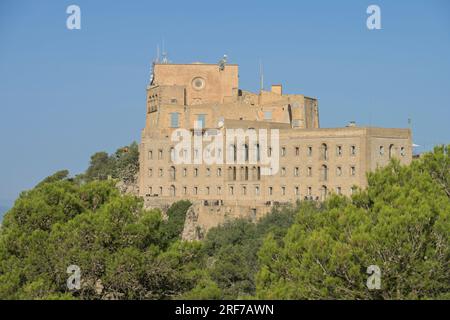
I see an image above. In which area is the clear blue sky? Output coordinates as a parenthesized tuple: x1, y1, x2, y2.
(0, 0, 449, 207)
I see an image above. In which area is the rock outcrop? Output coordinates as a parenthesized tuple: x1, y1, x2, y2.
(181, 205, 204, 241)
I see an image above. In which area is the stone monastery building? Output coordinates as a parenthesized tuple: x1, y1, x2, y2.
(138, 59, 412, 238)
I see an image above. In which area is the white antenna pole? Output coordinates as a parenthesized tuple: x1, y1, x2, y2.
(162, 38, 168, 63)
(156, 44, 160, 63)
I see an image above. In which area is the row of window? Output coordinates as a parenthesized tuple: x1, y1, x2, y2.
(281, 144, 357, 159)
(148, 165, 357, 179)
(146, 144, 357, 161)
(146, 185, 357, 198)
(147, 144, 406, 162)
(169, 113, 206, 129)
(379, 145, 407, 157)
(147, 93, 159, 113)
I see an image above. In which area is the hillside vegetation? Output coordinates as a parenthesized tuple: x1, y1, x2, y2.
(0, 145, 448, 299)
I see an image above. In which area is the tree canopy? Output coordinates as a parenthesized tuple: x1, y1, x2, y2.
(0, 145, 448, 300)
(82, 142, 139, 184)
(256, 145, 450, 299)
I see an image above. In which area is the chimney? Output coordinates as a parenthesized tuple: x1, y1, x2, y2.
(271, 84, 282, 95)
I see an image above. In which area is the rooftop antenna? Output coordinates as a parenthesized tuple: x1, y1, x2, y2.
(156, 44, 160, 63)
(148, 44, 160, 87)
(218, 54, 227, 71)
(162, 38, 168, 64)
(259, 59, 264, 92)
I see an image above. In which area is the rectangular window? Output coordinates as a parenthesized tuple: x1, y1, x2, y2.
(281, 186, 286, 196)
(268, 186, 273, 196)
(307, 146, 313, 157)
(264, 111, 272, 120)
(294, 167, 299, 177)
(170, 112, 179, 128)
(197, 114, 206, 128)
(295, 147, 300, 156)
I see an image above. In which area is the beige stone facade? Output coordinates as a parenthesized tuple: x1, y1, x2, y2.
(138, 62, 412, 237)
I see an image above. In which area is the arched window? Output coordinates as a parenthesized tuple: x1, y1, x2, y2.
(169, 166, 176, 181)
(252, 166, 257, 180)
(321, 143, 328, 160)
(170, 185, 176, 197)
(389, 144, 395, 159)
(228, 144, 237, 163)
(255, 144, 260, 162)
(321, 165, 328, 181)
(321, 185, 328, 201)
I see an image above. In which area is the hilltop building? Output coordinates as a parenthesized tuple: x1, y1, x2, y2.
(138, 60, 412, 239)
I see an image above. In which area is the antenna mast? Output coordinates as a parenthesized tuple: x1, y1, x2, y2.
(156, 44, 160, 63)
(162, 38, 168, 64)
